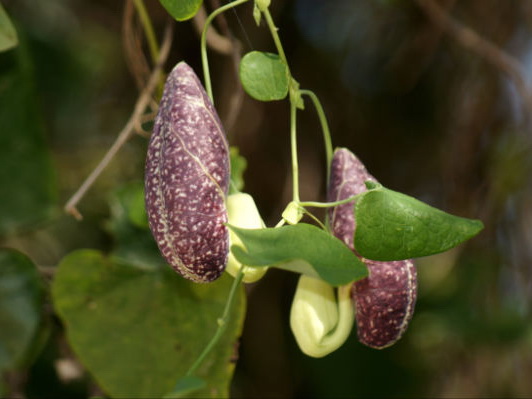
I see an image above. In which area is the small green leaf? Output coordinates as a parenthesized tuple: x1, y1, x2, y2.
(163, 376, 207, 398)
(228, 224, 368, 286)
(354, 186, 484, 261)
(0, 3, 18, 52)
(252, 3, 261, 26)
(52, 250, 245, 398)
(239, 51, 289, 101)
(159, 0, 203, 21)
(229, 146, 247, 194)
(289, 78, 305, 110)
(0, 249, 44, 372)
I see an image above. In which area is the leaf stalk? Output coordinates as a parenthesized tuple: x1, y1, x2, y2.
(185, 268, 244, 377)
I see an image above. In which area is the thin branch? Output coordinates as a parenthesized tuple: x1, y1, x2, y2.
(64, 24, 173, 220)
(134, 122, 151, 138)
(415, 0, 532, 125)
(208, 0, 245, 135)
(132, 0, 160, 64)
(193, 3, 233, 55)
(122, 0, 151, 90)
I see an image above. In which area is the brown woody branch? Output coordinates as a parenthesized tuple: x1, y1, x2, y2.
(122, 0, 151, 90)
(192, 3, 233, 55)
(415, 0, 532, 125)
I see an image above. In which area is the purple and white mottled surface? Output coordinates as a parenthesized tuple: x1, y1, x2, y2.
(327, 147, 417, 349)
(145, 62, 230, 283)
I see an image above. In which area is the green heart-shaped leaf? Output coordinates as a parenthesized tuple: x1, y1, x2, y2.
(158, 0, 203, 21)
(239, 51, 289, 101)
(52, 250, 245, 398)
(354, 185, 484, 261)
(0, 249, 44, 372)
(228, 223, 367, 286)
(163, 376, 207, 398)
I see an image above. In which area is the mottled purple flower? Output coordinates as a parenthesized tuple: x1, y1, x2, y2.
(327, 148, 417, 349)
(145, 62, 230, 283)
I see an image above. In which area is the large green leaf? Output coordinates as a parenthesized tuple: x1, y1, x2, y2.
(239, 51, 289, 101)
(163, 376, 207, 398)
(52, 250, 245, 398)
(0, 43, 56, 235)
(0, 3, 17, 52)
(159, 0, 203, 21)
(0, 249, 44, 372)
(228, 223, 368, 286)
(354, 184, 484, 261)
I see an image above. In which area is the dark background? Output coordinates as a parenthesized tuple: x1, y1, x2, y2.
(2, 0, 532, 397)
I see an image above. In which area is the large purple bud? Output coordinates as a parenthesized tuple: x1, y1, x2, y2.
(327, 148, 417, 349)
(145, 62, 230, 283)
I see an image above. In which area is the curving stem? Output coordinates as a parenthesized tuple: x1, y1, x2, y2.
(201, 0, 250, 103)
(185, 267, 244, 377)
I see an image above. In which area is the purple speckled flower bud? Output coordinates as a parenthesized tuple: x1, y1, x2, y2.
(145, 62, 230, 283)
(327, 148, 417, 349)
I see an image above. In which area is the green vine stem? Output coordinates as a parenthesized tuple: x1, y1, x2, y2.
(259, 3, 303, 203)
(275, 219, 286, 228)
(299, 193, 363, 209)
(299, 90, 333, 182)
(201, 0, 250, 102)
(289, 101, 300, 202)
(185, 267, 244, 377)
(261, 7, 289, 67)
(301, 208, 327, 230)
(132, 0, 160, 63)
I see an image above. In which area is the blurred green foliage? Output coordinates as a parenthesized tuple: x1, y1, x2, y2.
(52, 249, 245, 398)
(0, 250, 45, 375)
(0, 38, 56, 235)
(0, 3, 17, 52)
(0, 0, 531, 398)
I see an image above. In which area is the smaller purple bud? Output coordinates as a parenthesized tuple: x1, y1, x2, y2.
(144, 62, 230, 283)
(353, 259, 417, 349)
(327, 148, 417, 349)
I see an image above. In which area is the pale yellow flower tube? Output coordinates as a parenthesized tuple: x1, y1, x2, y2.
(290, 275, 354, 357)
(226, 192, 268, 283)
